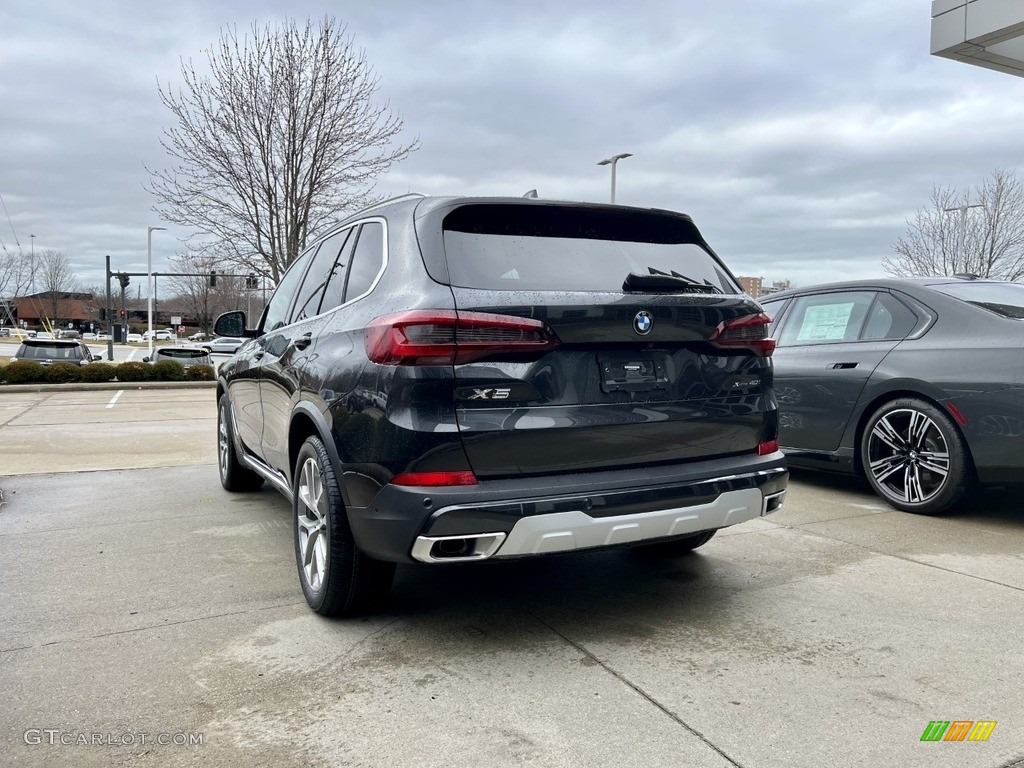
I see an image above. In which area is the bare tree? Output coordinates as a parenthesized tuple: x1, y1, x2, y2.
(37, 250, 79, 325)
(148, 17, 417, 282)
(165, 253, 258, 334)
(0, 250, 37, 299)
(886, 169, 1024, 281)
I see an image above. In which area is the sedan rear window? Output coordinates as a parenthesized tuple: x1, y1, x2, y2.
(441, 204, 738, 293)
(932, 281, 1024, 319)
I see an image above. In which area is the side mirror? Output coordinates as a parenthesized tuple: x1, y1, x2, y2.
(214, 310, 247, 338)
(92, 355, 103, 361)
(142, 356, 150, 363)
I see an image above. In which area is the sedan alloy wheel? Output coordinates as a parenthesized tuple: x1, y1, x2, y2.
(862, 398, 970, 515)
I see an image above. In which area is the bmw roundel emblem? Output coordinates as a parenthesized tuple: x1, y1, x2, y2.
(633, 311, 653, 336)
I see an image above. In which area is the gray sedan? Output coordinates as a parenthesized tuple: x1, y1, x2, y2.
(201, 336, 246, 355)
(762, 276, 1024, 515)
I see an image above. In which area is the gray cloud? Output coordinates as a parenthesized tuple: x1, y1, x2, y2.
(2, 0, 1023, 293)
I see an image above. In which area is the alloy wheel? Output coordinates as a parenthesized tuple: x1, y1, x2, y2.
(296, 457, 329, 592)
(866, 408, 950, 505)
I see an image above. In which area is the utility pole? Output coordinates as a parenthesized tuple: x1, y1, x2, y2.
(105, 255, 113, 360)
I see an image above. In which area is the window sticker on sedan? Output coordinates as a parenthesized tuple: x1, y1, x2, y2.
(796, 302, 854, 342)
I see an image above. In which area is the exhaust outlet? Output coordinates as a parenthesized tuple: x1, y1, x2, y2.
(410, 532, 507, 563)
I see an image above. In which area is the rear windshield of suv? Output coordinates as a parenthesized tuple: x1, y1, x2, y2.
(16, 341, 83, 360)
(158, 349, 209, 359)
(441, 204, 738, 293)
(932, 281, 1024, 319)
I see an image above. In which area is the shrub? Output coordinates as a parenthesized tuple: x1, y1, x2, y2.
(3, 361, 48, 384)
(114, 361, 153, 382)
(0, 364, 6, 384)
(80, 363, 117, 383)
(152, 359, 185, 381)
(185, 364, 215, 381)
(45, 362, 82, 384)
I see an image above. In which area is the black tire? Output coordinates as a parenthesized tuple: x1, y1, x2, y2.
(861, 397, 971, 515)
(633, 529, 717, 555)
(293, 435, 395, 616)
(218, 395, 264, 491)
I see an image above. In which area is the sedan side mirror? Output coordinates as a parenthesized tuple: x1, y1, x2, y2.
(142, 357, 150, 363)
(92, 355, 103, 361)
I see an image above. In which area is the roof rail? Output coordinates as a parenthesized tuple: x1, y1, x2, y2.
(348, 192, 426, 218)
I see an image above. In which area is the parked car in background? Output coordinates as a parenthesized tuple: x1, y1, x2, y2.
(126, 333, 144, 343)
(12, 339, 102, 366)
(142, 346, 214, 369)
(762, 276, 1024, 515)
(34, 331, 54, 340)
(143, 329, 174, 341)
(0, 328, 9, 337)
(188, 332, 207, 342)
(215, 194, 787, 616)
(56, 329, 80, 339)
(202, 336, 245, 354)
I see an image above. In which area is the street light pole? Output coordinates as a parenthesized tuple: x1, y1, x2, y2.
(943, 203, 983, 273)
(147, 226, 166, 360)
(597, 152, 633, 204)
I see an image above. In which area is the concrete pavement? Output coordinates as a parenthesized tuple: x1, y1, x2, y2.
(1, 389, 1023, 767)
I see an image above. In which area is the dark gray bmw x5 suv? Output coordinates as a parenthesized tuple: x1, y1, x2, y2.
(215, 194, 788, 615)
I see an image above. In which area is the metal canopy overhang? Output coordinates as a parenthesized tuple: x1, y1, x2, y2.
(932, 0, 1024, 77)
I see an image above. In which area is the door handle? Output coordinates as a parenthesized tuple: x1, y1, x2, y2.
(829, 362, 858, 370)
(253, 351, 264, 361)
(292, 332, 313, 351)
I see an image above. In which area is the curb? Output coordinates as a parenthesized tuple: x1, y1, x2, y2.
(0, 381, 217, 393)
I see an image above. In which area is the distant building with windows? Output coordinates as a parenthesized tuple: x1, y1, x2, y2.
(12, 291, 99, 329)
(736, 277, 792, 298)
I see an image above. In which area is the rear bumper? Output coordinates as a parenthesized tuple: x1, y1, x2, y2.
(346, 453, 788, 564)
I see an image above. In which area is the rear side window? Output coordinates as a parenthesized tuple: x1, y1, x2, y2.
(861, 293, 918, 340)
(932, 281, 1024, 319)
(343, 222, 385, 302)
(441, 205, 737, 293)
(291, 228, 353, 322)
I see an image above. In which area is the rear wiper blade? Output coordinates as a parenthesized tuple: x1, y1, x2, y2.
(622, 268, 722, 294)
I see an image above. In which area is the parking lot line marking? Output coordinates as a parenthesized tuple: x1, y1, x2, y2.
(106, 390, 125, 409)
(125, 349, 138, 362)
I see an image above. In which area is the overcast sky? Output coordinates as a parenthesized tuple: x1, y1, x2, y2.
(3, 0, 1024, 293)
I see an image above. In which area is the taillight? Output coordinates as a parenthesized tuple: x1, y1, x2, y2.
(391, 471, 478, 487)
(756, 439, 779, 456)
(365, 310, 559, 365)
(710, 313, 776, 357)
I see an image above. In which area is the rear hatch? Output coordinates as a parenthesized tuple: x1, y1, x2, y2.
(422, 202, 776, 478)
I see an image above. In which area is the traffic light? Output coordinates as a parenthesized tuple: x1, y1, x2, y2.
(119, 309, 126, 319)
(209, 270, 217, 287)
(117, 273, 130, 289)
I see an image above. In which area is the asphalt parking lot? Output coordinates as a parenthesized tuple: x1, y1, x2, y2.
(1, 388, 1023, 767)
